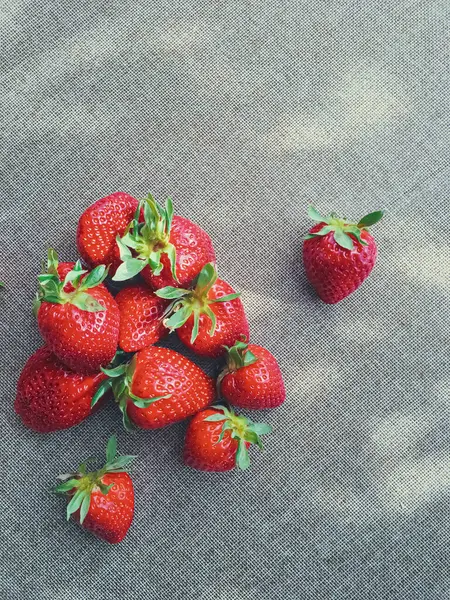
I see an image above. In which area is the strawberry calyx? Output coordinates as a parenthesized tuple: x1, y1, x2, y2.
(223, 337, 258, 372)
(33, 248, 108, 315)
(204, 405, 272, 470)
(216, 337, 258, 397)
(155, 263, 240, 343)
(305, 205, 384, 251)
(112, 193, 178, 283)
(91, 351, 172, 431)
(54, 435, 136, 524)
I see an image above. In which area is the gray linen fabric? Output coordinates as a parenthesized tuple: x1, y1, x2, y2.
(1, 1, 449, 598)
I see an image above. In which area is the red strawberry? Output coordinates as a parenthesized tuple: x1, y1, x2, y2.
(77, 191, 140, 276)
(218, 338, 285, 409)
(93, 346, 215, 430)
(115, 284, 168, 352)
(156, 263, 249, 358)
(35, 249, 120, 373)
(54, 435, 135, 544)
(303, 206, 384, 304)
(15, 346, 107, 432)
(183, 405, 272, 472)
(112, 194, 216, 290)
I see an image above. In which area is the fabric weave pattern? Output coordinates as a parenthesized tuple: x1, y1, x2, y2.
(0, 1, 449, 599)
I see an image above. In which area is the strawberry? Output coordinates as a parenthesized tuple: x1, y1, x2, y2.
(303, 206, 384, 304)
(54, 435, 135, 544)
(76, 191, 140, 276)
(115, 284, 169, 352)
(15, 346, 107, 432)
(112, 194, 216, 290)
(156, 263, 249, 358)
(218, 338, 285, 409)
(183, 405, 272, 471)
(35, 249, 120, 373)
(92, 346, 215, 430)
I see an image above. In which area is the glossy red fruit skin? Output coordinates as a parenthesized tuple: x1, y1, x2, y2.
(115, 285, 168, 352)
(141, 215, 216, 290)
(37, 283, 120, 374)
(183, 408, 249, 472)
(221, 344, 286, 409)
(303, 222, 378, 304)
(15, 347, 107, 432)
(127, 346, 215, 429)
(177, 279, 249, 358)
(72, 472, 134, 544)
(76, 192, 139, 276)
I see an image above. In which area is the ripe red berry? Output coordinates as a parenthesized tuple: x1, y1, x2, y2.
(303, 206, 383, 304)
(54, 436, 136, 544)
(15, 346, 107, 432)
(35, 249, 120, 373)
(219, 338, 285, 409)
(156, 263, 249, 358)
(77, 191, 140, 276)
(93, 346, 215, 430)
(184, 405, 272, 472)
(112, 194, 216, 290)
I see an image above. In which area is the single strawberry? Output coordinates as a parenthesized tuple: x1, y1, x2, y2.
(112, 193, 216, 290)
(35, 249, 120, 373)
(76, 191, 140, 276)
(92, 346, 215, 430)
(183, 405, 272, 472)
(303, 206, 384, 304)
(218, 338, 286, 409)
(156, 263, 249, 358)
(15, 346, 107, 432)
(54, 435, 135, 544)
(115, 284, 169, 352)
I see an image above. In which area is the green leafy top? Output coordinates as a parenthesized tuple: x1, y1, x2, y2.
(90, 351, 172, 431)
(112, 194, 178, 283)
(204, 405, 273, 470)
(216, 337, 259, 398)
(305, 205, 384, 251)
(54, 435, 136, 525)
(155, 262, 240, 344)
(223, 337, 258, 372)
(33, 248, 108, 315)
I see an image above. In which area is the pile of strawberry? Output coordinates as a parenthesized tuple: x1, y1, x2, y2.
(15, 193, 383, 544)
(15, 192, 287, 544)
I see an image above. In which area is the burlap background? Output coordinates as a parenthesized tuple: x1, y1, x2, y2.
(1, 1, 449, 598)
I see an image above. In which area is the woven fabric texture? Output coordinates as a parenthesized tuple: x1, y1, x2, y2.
(1, 1, 449, 599)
